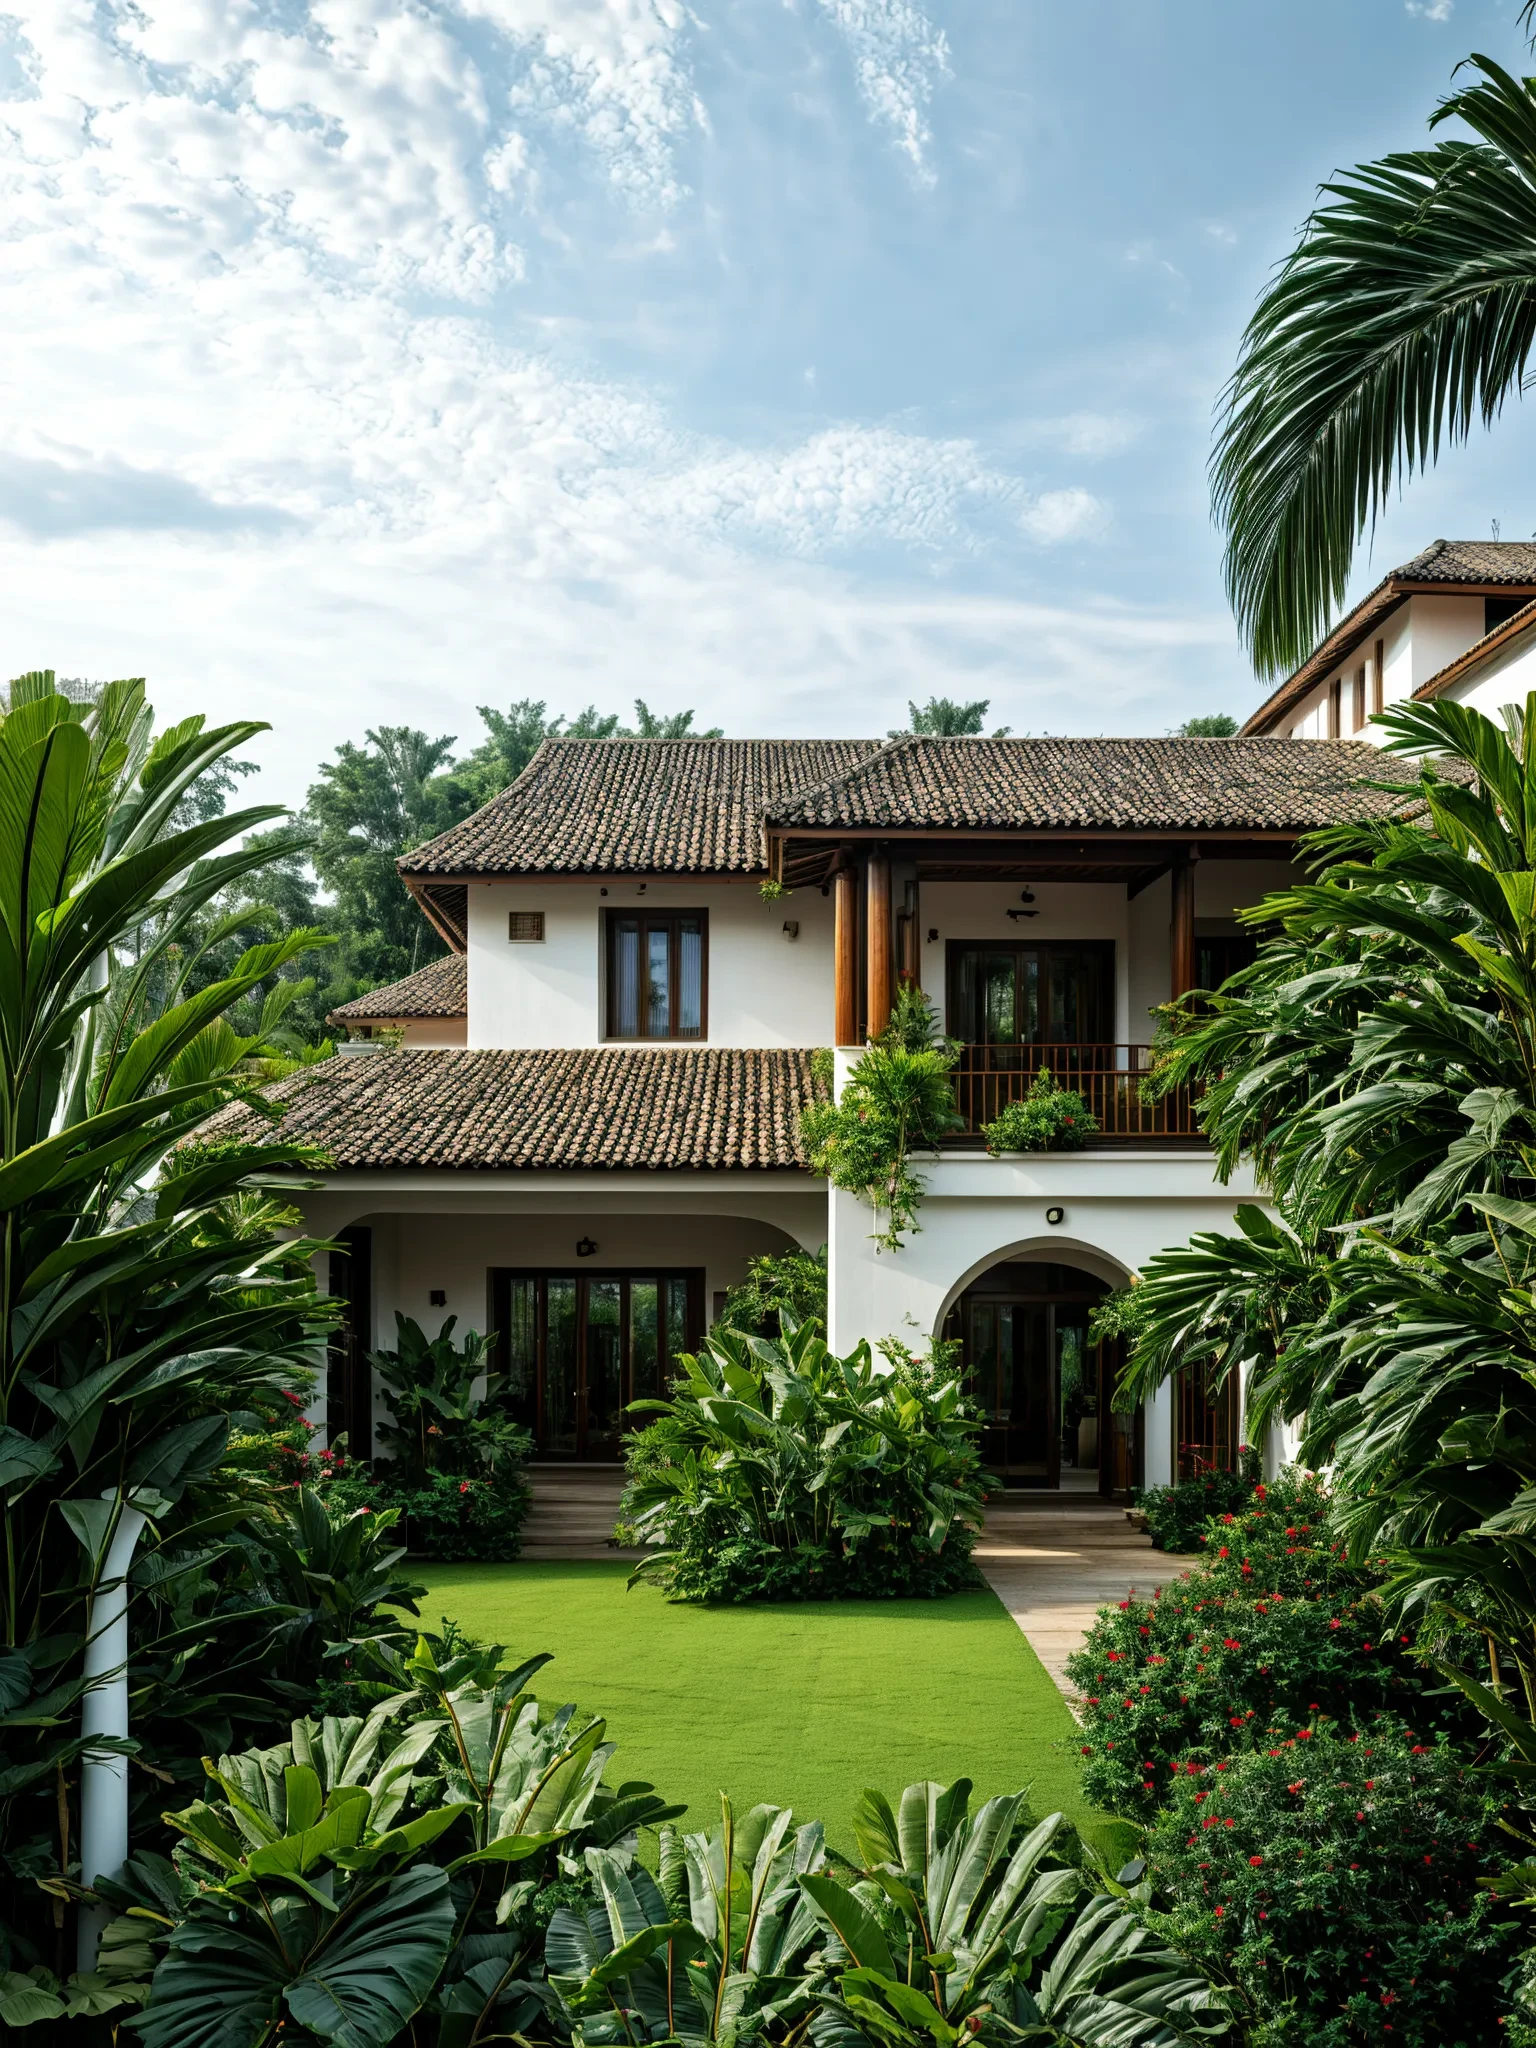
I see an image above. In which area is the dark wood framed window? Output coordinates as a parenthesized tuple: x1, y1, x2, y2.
(327, 1226, 372, 1459)
(489, 1267, 704, 1460)
(605, 909, 707, 1040)
(946, 940, 1114, 1049)
(1352, 666, 1366, 731)
(1327, 677, 1342, 738)
(508, 911, 545, 942)
(1373, 637, 1385, 714)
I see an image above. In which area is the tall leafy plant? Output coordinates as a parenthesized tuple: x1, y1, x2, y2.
(617, 1319, 984, 1602)
(0, 672, 335, 1980)
(802, 982, 963, 1251)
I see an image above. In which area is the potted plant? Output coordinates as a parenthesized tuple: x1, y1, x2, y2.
(981, 1066, 1097, 1153)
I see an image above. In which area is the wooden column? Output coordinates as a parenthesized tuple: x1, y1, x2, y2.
(866, 849, 892, 1041)
(833, 859, 859, 1047)
(1170, 857, 1196, 1001)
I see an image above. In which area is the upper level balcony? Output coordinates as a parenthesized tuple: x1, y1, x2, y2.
(950, 1041, 1203, 1145)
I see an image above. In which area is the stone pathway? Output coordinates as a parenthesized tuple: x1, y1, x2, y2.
(975, 1494, 1184, 1708)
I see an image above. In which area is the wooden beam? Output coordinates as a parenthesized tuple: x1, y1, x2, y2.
(834, 859, 859, 1048)
(866, 849, 892, 1041)
(1170, 858, 1196, 999)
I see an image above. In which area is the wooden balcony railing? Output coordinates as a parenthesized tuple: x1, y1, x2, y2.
(951, 1043, 1203, 1144)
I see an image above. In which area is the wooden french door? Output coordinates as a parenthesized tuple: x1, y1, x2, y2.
(944, 1261, 1107, 1489)
(946, 940, 1115, 1057)
(489, 1269, 704, 1460)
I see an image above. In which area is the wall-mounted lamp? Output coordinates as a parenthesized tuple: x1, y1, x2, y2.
(576, 1236, 599, 1258)
(600, 885, 609, 896)
(927, 927, 939, 943)
(1044, 1206, 1065, 1227)
(1007, 888, 1039, 922)
(636, 882, 647, 895)
(429, 1288, 447, 1307)
(782, 920, 799, 941)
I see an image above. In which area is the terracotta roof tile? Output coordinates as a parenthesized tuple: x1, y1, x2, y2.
(203, 1047, 825, 1171)
(766, 734, 1408, 833)
(1395, 539, 1536, 583)
(327, 956, 466, 1024)
(400, 738, 881, 877)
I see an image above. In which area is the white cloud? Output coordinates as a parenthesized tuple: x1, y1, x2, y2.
(812, 0, 949, 179)
(0, 0, 1159, 805)
(1405, 0, 1453, 18)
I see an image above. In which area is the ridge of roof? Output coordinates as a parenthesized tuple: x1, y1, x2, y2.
(199, 1045, 827, 1172)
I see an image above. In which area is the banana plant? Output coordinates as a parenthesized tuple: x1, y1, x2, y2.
(0, 671, 340, 1967)
(799, 1779, 1229, 2047)
(543, 1796, 828, 2044)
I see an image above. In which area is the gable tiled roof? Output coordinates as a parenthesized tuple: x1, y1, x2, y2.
(399, 738, 882, 877)
(327, 956, 466, 1025)
(201, 1047, 825, 1171)
(1413, 597, 1536, 703)
(1395, 539, 1536, 583)
(765, 735, 1406, 834)
(1243, 539, 1536, 735)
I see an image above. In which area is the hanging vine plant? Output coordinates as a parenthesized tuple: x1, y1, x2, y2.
(800, 982, 964, 1251)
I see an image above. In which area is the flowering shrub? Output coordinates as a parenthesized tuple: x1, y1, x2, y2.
(980, 1066, 1097, 1153)
(1146, 1721, 1518, 2047)
(325, 1465, 531, 1562)
(1067, 1472, 1476, 1814)
(1133, 1447, 1260, 1551)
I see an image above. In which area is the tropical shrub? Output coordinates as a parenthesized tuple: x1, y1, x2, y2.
(377, 1468, 531, 1563)
(1068, 1473, 1475, 1816)
(1133, 1447, 1261, 1553)
(980, 1067, 1098, 1153)
(1146, 1722, 1517, 2048)
(714, 1244, 828, 1336)
(0, 673, 340, 1980)
(369, 1312, 531, 1486)
(800, 981, 963, 1250)
(617, 1319, 985, 1603)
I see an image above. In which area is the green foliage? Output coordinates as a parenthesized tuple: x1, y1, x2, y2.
(807, 1776, 1227, 2047)
(1133, 1449, 1260, 1554)
(1067, 1474, 1476, 1818)
(373, 1468, 533, 1564)
(980, 1067, 1097, 1154)
(369, 1312, 530, 1487)
(1212, 53, 1536, 676)
(714, 1245, 829, 1338)
(1176, 716, 1239, 737)
(1147, 1723, 1517, 2048)
(0, 670, 342, 1972)
(889, 695, 1012, 737)
(618, 1320, 985, 1604)
(801, 985, 963, 1250)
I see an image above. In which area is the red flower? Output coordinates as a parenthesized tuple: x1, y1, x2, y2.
(1249, 1855, 1263, 1867)
(459, 1481, 471, 1494)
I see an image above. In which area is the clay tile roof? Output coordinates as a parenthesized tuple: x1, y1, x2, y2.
(766, 734, 1405, 833)
(399, 737, 882, 877)
(200, 1047, 827, 1171)
(327, 956, 466, 1025)
(1394, 538, 1536, 583)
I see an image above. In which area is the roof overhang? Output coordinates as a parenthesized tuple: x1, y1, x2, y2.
(765, 826, 1301, 893)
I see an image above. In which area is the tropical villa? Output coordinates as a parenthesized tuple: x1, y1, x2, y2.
(211, 539, 1536, 1503)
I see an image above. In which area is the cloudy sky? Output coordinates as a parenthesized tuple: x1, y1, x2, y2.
(6, 0, 1536, 804)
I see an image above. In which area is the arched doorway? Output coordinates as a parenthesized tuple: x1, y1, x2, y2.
(940, 1258, 1142, 1496)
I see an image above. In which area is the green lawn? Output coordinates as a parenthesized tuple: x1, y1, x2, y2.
(408, 1562, 1122, 1859)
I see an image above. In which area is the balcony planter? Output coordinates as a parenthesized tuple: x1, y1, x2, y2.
(979, 1071, 1098, 1155)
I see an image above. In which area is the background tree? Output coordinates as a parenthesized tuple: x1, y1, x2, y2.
(889, 695, 1012, 737)
(1214, 39, 1536, 675)
(1176, 714, 1238, 736)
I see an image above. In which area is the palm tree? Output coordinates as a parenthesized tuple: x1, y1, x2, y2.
(1214, 39, 1536, 677)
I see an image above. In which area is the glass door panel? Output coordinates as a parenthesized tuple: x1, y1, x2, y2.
(544, 1278, 578, 1455)
(630, 1280, 660, 1405)
(585, 1279, 623, 1455)
(503, 1277, 538, 1434)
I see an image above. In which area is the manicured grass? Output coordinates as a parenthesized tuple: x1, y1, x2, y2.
(408, 1562, 1119, 1858)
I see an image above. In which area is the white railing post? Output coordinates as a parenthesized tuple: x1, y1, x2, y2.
(77, 1498, 149, 1972)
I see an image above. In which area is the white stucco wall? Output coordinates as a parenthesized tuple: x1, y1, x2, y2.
(1284, 595, 1495, 743)
(466, 880, 834, 1048)
(1436, 624, 1536, 724)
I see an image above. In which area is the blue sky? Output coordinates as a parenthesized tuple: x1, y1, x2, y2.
(5, 0, 1536, 804)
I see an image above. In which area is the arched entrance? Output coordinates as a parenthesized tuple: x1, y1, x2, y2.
(940, 1258, 1143, 1497)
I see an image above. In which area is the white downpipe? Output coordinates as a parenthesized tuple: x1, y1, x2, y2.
(77, 1500, 148, 1972)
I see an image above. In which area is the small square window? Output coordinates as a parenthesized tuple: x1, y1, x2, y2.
(508, 911, 545, 943)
